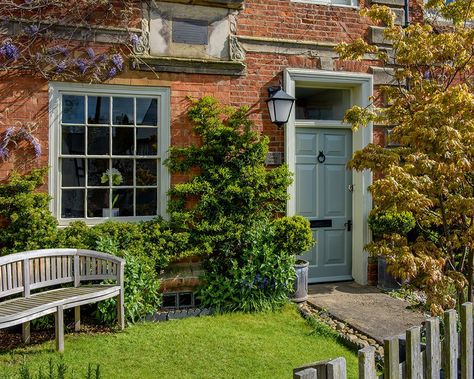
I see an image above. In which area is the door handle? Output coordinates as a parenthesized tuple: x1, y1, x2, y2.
(317, 151, 326, 163)
(344, 220, 352, 232)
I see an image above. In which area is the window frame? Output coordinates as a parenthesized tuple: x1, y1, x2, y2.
(49, 82, 170, 226)
(290, 0, 359, 9)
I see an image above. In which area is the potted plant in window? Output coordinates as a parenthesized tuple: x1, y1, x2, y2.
(101, 168, 122, 217)
(273, 216, 315, 303)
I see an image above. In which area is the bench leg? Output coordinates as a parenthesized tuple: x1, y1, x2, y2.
(55, 305, 64, 352)
(117, 291, 125, 330)
(22, 321, 30, 344)
(74, 306, 81, 332)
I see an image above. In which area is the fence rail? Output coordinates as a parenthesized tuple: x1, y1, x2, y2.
(294, 302, 474, 379)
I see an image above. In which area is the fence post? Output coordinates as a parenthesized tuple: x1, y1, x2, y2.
(358, 346, 376, 379)
(406, 325, 422, 379)
(444, 309, 458, 379)
(294, 368, 318, 379)
(384, 336, 400, 379)
(461, 302, 473, 379)
(327, 357, 346, 379)
(425, 317, 441, 379)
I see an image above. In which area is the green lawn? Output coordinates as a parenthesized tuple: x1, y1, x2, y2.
(0, 305, 357, 379)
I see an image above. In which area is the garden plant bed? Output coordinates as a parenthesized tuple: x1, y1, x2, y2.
(0, 305, 358, 379)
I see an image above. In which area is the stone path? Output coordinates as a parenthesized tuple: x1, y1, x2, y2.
(307, 282, 426, 344)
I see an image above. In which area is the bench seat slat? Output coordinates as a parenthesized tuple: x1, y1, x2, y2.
(0, 285, 119, 325)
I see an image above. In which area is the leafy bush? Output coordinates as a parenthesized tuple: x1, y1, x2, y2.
(368, 210, 416, 238)
(273, 215, 315, 256)
(93, 237, 161, 324)
(0, 168, 61, 255)
(198, 222, 297, 312)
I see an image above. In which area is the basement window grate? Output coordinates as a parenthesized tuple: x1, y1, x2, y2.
(162, 292, 197, 309)
(172, 18, 209, 45)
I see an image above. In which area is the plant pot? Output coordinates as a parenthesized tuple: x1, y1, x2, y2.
(102, 208, 119, 217)
(291, 259, 309, 303)
(377, 256, 400, 291)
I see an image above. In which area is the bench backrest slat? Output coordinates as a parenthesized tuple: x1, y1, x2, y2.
(0, 249, 124, 299)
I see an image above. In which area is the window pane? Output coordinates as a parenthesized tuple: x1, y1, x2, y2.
(62, 125, 85, 155)
(112, 127, 134, 155)
(136, 188, 157, 216)
(62, 158, 85, 187)
(112, 189, 133, 216)
(112, 159, 133, 186)
(136, 128, 158, 155)
(87, 189, 109, 217)
(136, 159, 157, 186)
(88, 127, 110, 155)
(61, 189, 84, 218)
(88, 159, 109, 186)
(88, 96, 110, 124)
(136, 98, 157, 126)
(295, 88, 350, 120)
(62, 95, 85, 124)
(112, 97, 134, 125)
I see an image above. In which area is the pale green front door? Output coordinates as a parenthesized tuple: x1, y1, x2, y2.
(295, 128, 353, 283)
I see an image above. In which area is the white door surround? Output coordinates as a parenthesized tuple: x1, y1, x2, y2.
(284, 69, 373, 285)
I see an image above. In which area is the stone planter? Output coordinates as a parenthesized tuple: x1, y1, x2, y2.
(291, 259, 309, 303)
(377, 256, 400, 290)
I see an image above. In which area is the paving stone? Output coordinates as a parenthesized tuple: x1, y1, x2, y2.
(307, 282, 426, 344)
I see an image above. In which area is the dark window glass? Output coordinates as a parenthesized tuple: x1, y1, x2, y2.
(88, 159, 109, 186)
(88, 96, 110, 124)
(136, 128, 157, 155)
(136, 160, 157, 186)
(178, 292, 193, 307)
(62, 125, 85, 155)
(88, 127, 110, 155)
(172, 19, 208, 45)
(162, 294, 177, 308)
(112, 127, 134, 155)
(61, 189, 85, 218)
(295, 88, 350, 120)
(62, 158, 85, 187)
(87, 189, 109, 217)
(112, 97, 134, 125)
(62, 95, 85, 124)
(112, 159, 133, 186)
(136, 98, 157, 126)
(136, 188, 157, 216)
(112, 189, 133, 216)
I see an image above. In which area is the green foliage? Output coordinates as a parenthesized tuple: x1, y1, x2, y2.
(0, 168, 61, 255)
(93, 237, 162, 324)
(14, 358, 100, 379)
(273, 215, 315, 256)
(368, 210, 416, 238)
(165, 97, 293, 259)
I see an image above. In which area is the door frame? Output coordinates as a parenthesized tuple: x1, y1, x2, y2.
(284, 68, 373, 285)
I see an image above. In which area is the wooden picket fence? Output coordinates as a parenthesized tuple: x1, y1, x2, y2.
(294, 302, 474, 379)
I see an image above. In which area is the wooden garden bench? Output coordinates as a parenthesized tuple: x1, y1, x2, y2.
(0, 249, 125, 352)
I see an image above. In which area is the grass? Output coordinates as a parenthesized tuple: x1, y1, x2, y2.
(0, 305, 358, 379)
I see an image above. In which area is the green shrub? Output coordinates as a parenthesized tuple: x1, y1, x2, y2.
(273, 215, 315, 256)
(368, 210, 416, 237)
(13, 358, 101, 379)
(197, 222, 296, 312)
(93, 237, 162, 324)
(0, 168, 61, 255)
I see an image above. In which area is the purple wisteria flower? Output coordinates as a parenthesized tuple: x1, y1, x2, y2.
(111, 54, 124, 71)
(107, 67, 117, 78)
(4, 127, 14, 140)
(55, 61, 67, 73)
(96, 53, 108, 63)
(0, 146, 9, 161)
(0, 40, 20, 61)
(48, 46, 69, 56)
(24, 25, 39, 35)
(75, 58, 88, 74)
(129, 33, 140, 48)
(86, 47, 96, 59)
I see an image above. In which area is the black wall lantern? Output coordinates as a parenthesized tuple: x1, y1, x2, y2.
(266, 86, 296, 128)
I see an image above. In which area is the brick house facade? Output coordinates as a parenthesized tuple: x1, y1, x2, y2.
(0, 0, 421, 287)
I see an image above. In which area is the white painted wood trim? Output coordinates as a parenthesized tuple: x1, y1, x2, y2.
(283, 68, 373, 285)
(48, 82, 171, 226)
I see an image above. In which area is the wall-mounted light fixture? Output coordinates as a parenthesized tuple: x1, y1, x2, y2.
(266, 86, 295, 128)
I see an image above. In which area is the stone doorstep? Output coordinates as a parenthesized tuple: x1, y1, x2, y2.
(298, 302, 385, 360)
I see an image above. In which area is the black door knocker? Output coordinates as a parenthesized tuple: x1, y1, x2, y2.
(317, 151, 326, 163)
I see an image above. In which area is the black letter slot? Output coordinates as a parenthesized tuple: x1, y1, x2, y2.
(309, 219, 332, 228)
